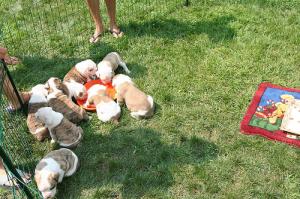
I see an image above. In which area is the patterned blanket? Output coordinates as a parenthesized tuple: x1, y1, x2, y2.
(240, 82, 300, 148)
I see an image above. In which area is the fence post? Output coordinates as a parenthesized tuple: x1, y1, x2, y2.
(0, 146, 33, 199)
(185, 0, 190, 6)
(0, 60, 26, 114)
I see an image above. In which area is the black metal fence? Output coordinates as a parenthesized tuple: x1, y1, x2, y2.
(1, 0, 188, 59)
(0, 59, 46, 198)
(0, 0, 188, 198)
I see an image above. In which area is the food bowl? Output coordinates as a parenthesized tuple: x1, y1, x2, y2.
(76, 79, 116, 111)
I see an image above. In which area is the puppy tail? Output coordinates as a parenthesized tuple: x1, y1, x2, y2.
(113, 52, 131, 74)
(147, 95, 155, 117)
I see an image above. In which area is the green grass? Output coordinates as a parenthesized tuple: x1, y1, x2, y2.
(1, 0, 300, 198)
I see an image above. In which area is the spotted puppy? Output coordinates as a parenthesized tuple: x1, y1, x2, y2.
(27, 84, 50, 141)
(47, 77, 87, 101)
(86, 84, 121, 123)
(64, 59, 97, 84)
(46, 77, 70, 97)
(112, 74, 154, 119)
(35, 107, 83, 148)
(96, 52, 130, 84)
(35, 148, 79, 199)
(47, 89, 88, 124)
(46, 77, 88, 123)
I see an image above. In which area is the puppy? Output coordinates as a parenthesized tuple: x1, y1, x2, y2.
(47, 90, 89, 124)
(35, 107, 83, 148)
(47, 77, 86, 100)
(112, 74, 154, 119)
(96, 52, 130, 84)
(35, 148, 79, 199)
(64, 59, 97, 84)
(46, 77, 70, 97)
(64, 80, 87, 100)
(27, 84, 50, 141)
(86, 84, 121, 123)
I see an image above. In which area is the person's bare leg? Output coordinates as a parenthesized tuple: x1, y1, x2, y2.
(86, 0, 104, 42)
(104, 0, 123, 37)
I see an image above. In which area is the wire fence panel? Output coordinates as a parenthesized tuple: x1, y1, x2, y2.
(0, 60, 53, 198)
(0, 0, 185, 59)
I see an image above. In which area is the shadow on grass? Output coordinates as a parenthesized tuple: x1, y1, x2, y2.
(10, 40, 147, 88)
(58, 128, 218, 198)
(89, 42, 148, 78)
(123, 16, 236, 42)
(9, 56, 83, 88)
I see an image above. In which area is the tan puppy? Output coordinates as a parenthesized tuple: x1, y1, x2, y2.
(64, 59, 97, 84)
(47, 90, 89, 124)
(27, 84, 50, 141)
(35, 107, 83, 148)
(96, 52, 131, 84)
(112, 74, 155, 119)
(35, 148, 79, 199)
(86, 84, 121, 123)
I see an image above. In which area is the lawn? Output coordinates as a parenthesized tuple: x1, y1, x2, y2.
(0, 0, 300, 198)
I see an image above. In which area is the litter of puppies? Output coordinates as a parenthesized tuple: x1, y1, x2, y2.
(26, 52, 155, 198)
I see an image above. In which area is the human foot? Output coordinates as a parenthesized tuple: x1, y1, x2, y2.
(89, 27, 104, 43)
(109, 25, 123, 38)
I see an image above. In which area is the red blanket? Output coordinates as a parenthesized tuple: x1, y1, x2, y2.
(240, 82, 300, 148)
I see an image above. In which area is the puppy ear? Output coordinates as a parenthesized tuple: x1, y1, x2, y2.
(60, 83, 70, 97)
(78, 92, 84, 98)
(45, 83, 52, 93)
(51, 173, 59, 184)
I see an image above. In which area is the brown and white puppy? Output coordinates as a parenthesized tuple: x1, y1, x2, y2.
(64, 59, 97, 84)
(47, 77, 87, 101)
(112, 74, 155, 119)
(35, 148, 79, 199)
(64, 80, 87, 100)
(96, 52, 131, 84)
(86, 84, 121, 123)
(27, 84, 50, 141)
(47, 90, 89, 124)
(35, 107, 83, 148)
(45, 77, 70, 97)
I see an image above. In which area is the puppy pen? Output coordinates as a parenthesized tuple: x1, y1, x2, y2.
(0, 0, 189, 198)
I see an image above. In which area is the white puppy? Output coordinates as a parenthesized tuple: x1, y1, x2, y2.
(64, 59, 97, 84)
(35, 148, 79, 199)
(86, 85, 121, 123)
(112, 74, 154, 119)
(96, 52, 130, 84)
(35, 107, 83, 148)
(27, 84, 49, 141)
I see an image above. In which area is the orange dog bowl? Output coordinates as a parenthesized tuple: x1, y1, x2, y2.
(76, 79, 116, 111)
